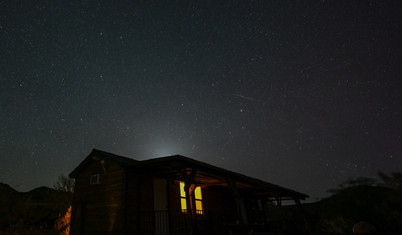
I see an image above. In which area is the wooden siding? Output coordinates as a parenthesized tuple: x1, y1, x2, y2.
(125, 169, 156, 234)
(168, 180, 186, 234)
(167, 182, 240, 234)
(70, 159, 125, 235)
(124, 170, 138, 234)
(168, 180, 181, 212)
(203, 186, 237, 221)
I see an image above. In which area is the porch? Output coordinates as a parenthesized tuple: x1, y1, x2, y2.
(138, 210, 286, 235)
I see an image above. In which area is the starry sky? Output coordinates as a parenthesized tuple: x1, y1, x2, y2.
(1, 0, 401, 201)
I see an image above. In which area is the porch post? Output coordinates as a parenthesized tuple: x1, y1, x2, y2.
(226, 177, 242, 223)
(294, 198, 302, 209)
(275, 195, 286, 231)
(183, 168, 197, 235)
(167, 179, 173, 235)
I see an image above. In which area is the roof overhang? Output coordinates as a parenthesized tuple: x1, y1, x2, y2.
(129, 155, 308, 200)
(69, 150, 308, 200)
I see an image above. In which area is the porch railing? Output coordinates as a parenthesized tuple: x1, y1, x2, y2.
(138, 210, 286, 235)
(139, 210, 236, 235)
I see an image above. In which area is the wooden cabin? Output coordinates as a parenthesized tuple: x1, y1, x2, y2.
(69, 149, 308, 235)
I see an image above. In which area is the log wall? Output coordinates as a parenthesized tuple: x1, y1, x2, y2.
(70, 159, 125, 235)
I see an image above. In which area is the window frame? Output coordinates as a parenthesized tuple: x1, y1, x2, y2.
(179, 181, 203, 215)
(194, 186, 203, 215)
(90, 173, 101, 185)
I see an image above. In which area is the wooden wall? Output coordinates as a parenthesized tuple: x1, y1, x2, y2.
(203, 186, 237, 219)
(168, 180, 181, 212)
(166, 180, 240, 234)
(70, 160, 125, 235)
(71, 161, 244, 234)
(124, 169, 138, 234)
(125, 169, 155, 234)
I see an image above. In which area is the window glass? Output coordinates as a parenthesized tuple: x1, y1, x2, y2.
(195, 200, 203, 211)
(194, 186, 202, 199)
(180, 182, 186, 197)
(179, 182, 203, 214)
(181, 198, 187, 212)
(90, 174, 101, 185)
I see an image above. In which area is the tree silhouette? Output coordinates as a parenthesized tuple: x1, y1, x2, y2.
(378, 171, 402, 189)
(53, 175, 75, 193)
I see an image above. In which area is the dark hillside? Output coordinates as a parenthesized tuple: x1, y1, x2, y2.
(0, 183, 72, 234)
(23, 186, 57, 203)
(0, 183, 18, 194)
(282, 185, 402, 234)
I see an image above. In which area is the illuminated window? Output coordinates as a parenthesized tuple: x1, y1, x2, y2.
(180, 182, 187, 213)
(194, 186, 203, 214)
(179, 182, 203, 214)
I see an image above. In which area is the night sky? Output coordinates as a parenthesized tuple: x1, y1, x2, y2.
(1, 1, 401, 201)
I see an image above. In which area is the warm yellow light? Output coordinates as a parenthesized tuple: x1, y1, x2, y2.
(180, 182, 186, 197)
(55, 205, 71, 235)
(179, 181, 203, 214)
(195, 200, 203, 211)
(181, 198, 187, 212)
(194, 186, 202, 200)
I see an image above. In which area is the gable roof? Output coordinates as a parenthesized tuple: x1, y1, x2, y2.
(70, 149, 308, 200)
(132, 155, 308, 200)
(69, 149, 138, 178)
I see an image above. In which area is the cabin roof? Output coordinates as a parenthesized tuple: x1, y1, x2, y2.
(70, 149, 308, 200)
(69, 149, 138, 178)
(132, 155, 308, 200)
